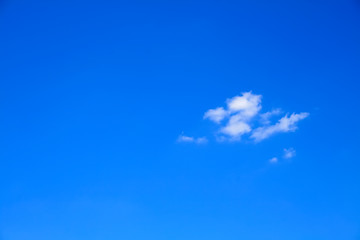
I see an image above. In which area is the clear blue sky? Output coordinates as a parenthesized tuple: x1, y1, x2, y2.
(1, 0, 360, 239)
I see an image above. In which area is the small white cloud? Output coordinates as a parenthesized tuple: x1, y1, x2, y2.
(283, 148, 296, 159)
(177, 135, 195, 142)
(196, 137, 208, 144)
(220, 115, 251, 138)
(226, 92, 262, 119)
(183, 91, 309, 144)
(269, 157, 278, 164)
(251, 112, 309, 142)
(204, 107, 227, 123)
(177, 134, 208, 144)
(260, 108, 282, 125)
(215, 92, 261, 140)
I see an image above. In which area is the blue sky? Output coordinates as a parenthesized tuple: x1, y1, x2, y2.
(1, 0, 360, 239)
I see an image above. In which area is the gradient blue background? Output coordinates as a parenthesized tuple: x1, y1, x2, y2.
(1, 0, 360, 239)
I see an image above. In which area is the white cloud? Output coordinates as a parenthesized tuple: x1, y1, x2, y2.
(226, 92, 262, 119)
(216, 92, 261, 139)
(183, 91, 309, 144)
(251, 112, 309, 142)
(203, 107, 227, 123)
(177, 135, 194, 142)
(220, 114, 251, 138)
(283, 148, 296, 159)
(177, 134, 208, 144)
(260, 108, 282, 125)
(269, 157, 278, 164)
(196, 137, 208, 144)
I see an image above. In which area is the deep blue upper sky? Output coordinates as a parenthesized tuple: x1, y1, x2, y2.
(1, 0, 360, 239)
